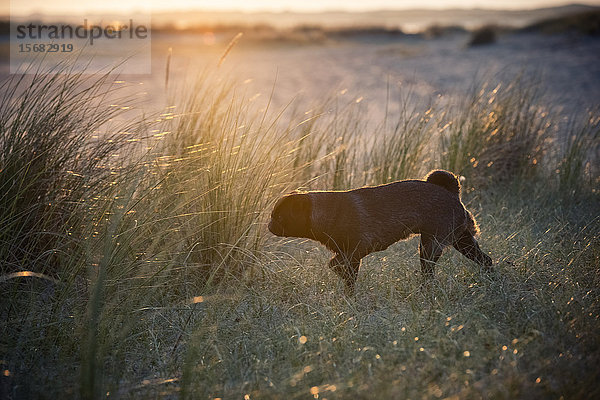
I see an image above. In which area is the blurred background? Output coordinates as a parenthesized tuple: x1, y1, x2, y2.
(2, 1, 599, 121)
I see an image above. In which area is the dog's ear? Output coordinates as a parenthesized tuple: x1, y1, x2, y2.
(271, 193, 312, 238)
(288, 193, 311, 216)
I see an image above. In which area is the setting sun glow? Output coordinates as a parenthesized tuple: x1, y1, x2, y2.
(7, 0, 600, 15)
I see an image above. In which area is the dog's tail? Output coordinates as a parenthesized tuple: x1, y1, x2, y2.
(425, 170, 460, 195)
(426, 170, 480, 236)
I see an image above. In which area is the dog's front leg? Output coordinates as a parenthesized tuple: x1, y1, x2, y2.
(329, 254, 361, 295)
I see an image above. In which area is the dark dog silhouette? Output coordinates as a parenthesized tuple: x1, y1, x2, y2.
(268, 170, 493, 294)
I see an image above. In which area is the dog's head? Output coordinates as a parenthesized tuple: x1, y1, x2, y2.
(268, 192, 312, 238)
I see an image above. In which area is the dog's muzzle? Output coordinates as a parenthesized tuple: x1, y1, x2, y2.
(268, 219, 284, 236)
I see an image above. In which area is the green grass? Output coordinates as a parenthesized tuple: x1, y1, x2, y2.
(0, 64, 599, 399)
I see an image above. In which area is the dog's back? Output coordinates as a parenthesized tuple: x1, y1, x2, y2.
(308, 171, 471, 257)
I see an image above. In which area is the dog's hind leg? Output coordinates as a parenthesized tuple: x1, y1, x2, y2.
(453, 231, 492, 269)
(329, 254, 361, 295)
(419, 234, 443, 277)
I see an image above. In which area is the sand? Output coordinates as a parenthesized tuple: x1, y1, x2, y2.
(146, 31, 600, 123)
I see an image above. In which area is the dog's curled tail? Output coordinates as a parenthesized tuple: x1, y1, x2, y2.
(425, 170, 460, 195)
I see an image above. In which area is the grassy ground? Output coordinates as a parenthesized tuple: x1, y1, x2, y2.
(0, 64, 598, 399)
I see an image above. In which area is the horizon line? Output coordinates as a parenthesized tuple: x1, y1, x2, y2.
(6, 2, 600, 18)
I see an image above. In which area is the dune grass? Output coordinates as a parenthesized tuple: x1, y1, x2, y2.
(0, 65, 598, 400)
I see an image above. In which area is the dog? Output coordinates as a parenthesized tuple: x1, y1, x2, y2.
(268, 170, 492, 294)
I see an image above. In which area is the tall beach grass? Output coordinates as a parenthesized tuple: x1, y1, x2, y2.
(0, 63, 598, 399)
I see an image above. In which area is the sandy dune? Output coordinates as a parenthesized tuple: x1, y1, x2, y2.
(145, 31, 600, 124)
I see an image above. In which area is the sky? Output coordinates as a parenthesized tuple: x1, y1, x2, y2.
(5, 0, 600, 16)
